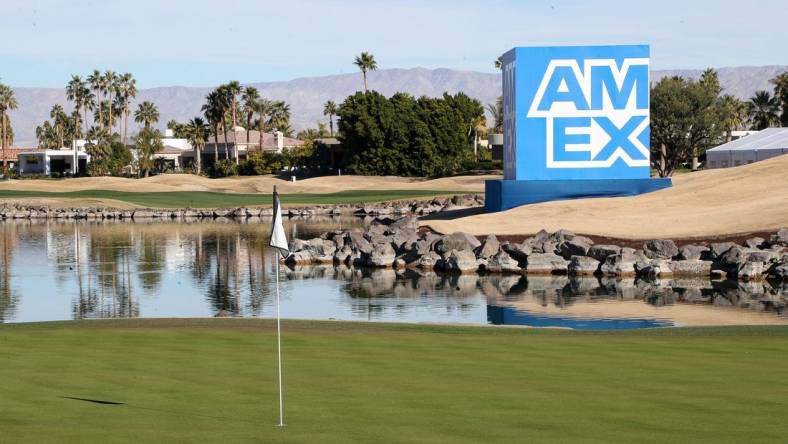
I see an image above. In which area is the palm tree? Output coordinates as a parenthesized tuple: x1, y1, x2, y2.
(202, 91, 223, 163)
(117, 73, 137, 145)
(323, 100, 338, 136)
(717, 94, 749, 142)
(487, 97, 503, 133)
(226, 81, 242, 130)
(748, 90, 780, 130)
(771, 71, 788, 126)
(134, 101, 160, 129)
(103, 70, 117, 131)
(353, 52, 378, 92)
(241, 86, 260, 145)
(50, 104, 68, 148)
(66, 75, 94, 134)
(0, 83, 18, 173)
(185, 117, 209, 174)
(87, 70, 104, 129)
(253, 98, 273, 152)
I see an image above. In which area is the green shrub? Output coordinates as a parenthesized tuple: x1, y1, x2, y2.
(211, 159, 238, 177)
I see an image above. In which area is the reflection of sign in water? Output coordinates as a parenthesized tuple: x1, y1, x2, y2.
(502, 45, 651, 181)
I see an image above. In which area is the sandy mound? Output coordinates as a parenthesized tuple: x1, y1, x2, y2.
(0, 173, 492, 194)
(426, 154, 788, 239)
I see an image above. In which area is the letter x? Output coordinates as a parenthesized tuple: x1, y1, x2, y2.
(592, 116, 647, 161)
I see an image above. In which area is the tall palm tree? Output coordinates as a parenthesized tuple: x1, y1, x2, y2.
(117, 73, 137, 145)
(103, 70, 117, 131)
(241, 86, 260, 145)
(323, 100, 338, 136)
(50, 104, 68, 148)
(226, 81, 242, 130)
(134, 101, 159, 129)
(185, 117, 209, 174)
(0, 83, 18, 172)
(66, 75, 94, 134)
(87, 70, 104, 129)
(353, 52, 378, 92)
(202, 91, 223, 163)
(748, 90, 780, 130)
(253, 98, 273, 152)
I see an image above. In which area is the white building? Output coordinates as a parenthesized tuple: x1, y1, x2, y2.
(706, 128, 788, 169)
(18, 149, 90, 176)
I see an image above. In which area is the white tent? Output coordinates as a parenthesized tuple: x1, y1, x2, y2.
(706, 128, 788, 169)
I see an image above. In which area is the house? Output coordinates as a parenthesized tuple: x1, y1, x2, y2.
(706, 128, 788, 169)
(17, 148, 89, 176)
(202, 127, 304, 167)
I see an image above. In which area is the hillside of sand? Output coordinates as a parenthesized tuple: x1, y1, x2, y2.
(426, 154, 788, 239)
(0, 173, 491, 194)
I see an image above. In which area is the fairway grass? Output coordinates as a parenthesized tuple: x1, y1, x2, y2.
(0, 189, 466, 208)
(2, 319, 787, 443)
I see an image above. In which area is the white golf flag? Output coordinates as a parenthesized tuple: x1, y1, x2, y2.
(269, 187, 289, 258)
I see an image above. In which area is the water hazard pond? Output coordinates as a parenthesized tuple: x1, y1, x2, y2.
(0, 218, 785, 330)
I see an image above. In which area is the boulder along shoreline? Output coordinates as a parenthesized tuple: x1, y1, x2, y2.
(287, 215, 788, 282)
(0, 194, 484, 220)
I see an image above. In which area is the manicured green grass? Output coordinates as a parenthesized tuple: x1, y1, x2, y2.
(1, 319, 787, 443)
(0, 189, 464, 208)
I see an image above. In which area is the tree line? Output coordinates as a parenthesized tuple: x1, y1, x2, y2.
(650, 69, 788, 176)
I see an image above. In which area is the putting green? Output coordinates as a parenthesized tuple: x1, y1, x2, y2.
(1, 319, 786, 443)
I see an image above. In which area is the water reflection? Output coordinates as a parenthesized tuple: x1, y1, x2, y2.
(0, 219, 786, 329)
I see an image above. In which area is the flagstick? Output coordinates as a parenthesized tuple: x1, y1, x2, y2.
(275, 255, 285, 427)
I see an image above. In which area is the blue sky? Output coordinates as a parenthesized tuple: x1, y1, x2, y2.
(1, 0, 786, 88)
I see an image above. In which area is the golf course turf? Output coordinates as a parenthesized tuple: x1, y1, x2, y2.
(0, 189, 466, 208)
(1, 319, 787, 443)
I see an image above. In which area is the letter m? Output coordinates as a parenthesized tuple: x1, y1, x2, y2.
(590, 63, 648, 110)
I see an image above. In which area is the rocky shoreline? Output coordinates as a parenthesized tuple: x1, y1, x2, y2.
(0, 194, 483, 220)
(286, 215, 788, 282)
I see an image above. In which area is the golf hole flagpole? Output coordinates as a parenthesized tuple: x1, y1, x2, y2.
(269, 185, 289, 427)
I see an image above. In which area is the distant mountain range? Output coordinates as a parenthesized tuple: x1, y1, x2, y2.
(8, 65, 787, 146)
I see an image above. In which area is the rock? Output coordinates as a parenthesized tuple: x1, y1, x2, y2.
(284, 250, 314, 265)
(485, 251, 521, 273)
(501, 242, 532, 263)
(719, 245, 748, 267)
(475, 234, 500, 260)
(709, 242, 736, 258)
(747, 250, 779, 263)
(366, 243, 396, 267)
(549, 229, 576, 244)
(643, 239, 679, 259)
(415, 251, 441, 270)
(434, 232, 481, 254)
(769, 228, 788, 247)
(636, 259, 673, 278)
(737, 262, 764, 281)
(133, 209, 155, 218)
(386, 215, 419, 234)
(587, 244, 621, 262)
(769, 262, 788, 280)
(558, 237, 593, 259)
(440, 249, 479, 273)
(333, 246, 354, 264)
(524, 253, 568, 274)
(541, 240, 559, 255)
(302, 238, 337, 263)
(345, 231, 373, 254)
(600, 248, 639, 276)
(678, 244, 709, 261)
(744, 237, 766, 249)
(669, 260, 712, 277)
(568, 256, 600, 275)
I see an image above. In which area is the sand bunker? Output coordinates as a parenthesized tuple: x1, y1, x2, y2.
(426, 154, 788, 239)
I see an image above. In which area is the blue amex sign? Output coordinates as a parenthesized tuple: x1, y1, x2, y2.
(486, 45, 671, 212)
